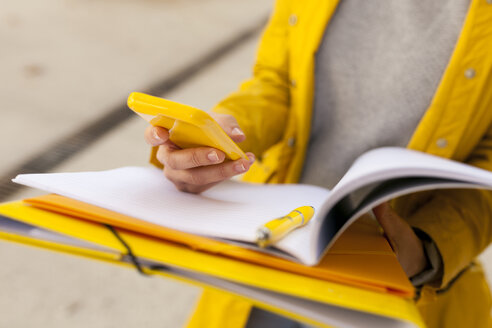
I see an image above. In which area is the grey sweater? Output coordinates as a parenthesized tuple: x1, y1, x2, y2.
(300, 0, 469, 286)
(301, 0, 469, 188)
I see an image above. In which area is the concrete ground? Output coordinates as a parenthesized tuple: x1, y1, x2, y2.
(0, 1, 268, 327)
(1, 1, 492, 327)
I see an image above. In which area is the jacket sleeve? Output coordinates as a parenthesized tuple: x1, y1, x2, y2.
(394, 123, 492, 289)
(212, 0, 291, 158)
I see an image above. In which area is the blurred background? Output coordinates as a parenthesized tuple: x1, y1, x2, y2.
(0, 0, 269, 326)
(0, 1, 491, 327)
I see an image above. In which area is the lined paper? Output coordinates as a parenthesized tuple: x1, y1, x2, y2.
(13, 167, 330, 263)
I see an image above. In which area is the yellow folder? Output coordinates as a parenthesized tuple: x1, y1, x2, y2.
(24, 194, 413, 297)
(0, 199, 424, 327)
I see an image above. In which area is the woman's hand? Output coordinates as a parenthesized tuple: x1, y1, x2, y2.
(373, 202, 428, 278)
(144, 113, 255, 194)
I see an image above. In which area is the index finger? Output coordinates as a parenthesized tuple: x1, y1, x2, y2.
(156, 145, 226, 170)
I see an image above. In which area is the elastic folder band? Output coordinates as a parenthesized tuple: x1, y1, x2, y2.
(105, 224, 168, 276)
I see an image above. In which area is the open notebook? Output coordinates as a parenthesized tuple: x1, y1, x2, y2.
(13, 147, 492, 266)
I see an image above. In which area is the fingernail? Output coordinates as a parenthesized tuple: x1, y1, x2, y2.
(207, 151, 219, 163)
(248, 154, 255, 163)
(234, 163, 246, 173)
(231, 127, 244, 136)
(152, 128, 163, 143)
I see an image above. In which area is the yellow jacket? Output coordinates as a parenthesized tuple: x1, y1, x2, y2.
(212, 0, 492, 326)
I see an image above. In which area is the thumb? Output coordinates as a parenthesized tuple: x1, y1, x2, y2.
(210, 113, 246, 143)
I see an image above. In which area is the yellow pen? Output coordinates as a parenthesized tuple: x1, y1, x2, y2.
(255, 206, 315, 248)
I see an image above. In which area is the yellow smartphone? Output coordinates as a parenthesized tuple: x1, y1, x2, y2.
(128, 92, 247, 160)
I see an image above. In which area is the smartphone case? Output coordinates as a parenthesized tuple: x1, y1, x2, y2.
(128, 92, 247, 160)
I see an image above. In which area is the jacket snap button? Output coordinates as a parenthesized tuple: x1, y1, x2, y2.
(436, 138, 448, 148)
(465, 68, 476, 79)
(290, 79, 296, 87)
(287, 137, 296, 147)
(289, 14, 298, 26)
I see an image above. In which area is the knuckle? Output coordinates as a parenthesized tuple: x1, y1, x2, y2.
(174, 182, 188, 193)
(165, 153, 179, 169)
(184, 185, 201, 194)
(175, 180, 212, 194)
(156, 147, 167, 164)
(183, 170, 201, 185)
(217, 164, 229, 180)
(163, 167, 175, 181)
(190, 172, 204, 186)
(190, 150, 202, 167)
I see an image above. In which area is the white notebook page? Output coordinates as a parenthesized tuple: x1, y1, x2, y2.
(13, 167, 331, 264)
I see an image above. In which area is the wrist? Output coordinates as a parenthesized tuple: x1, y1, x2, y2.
(410, 228, 444, 287)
